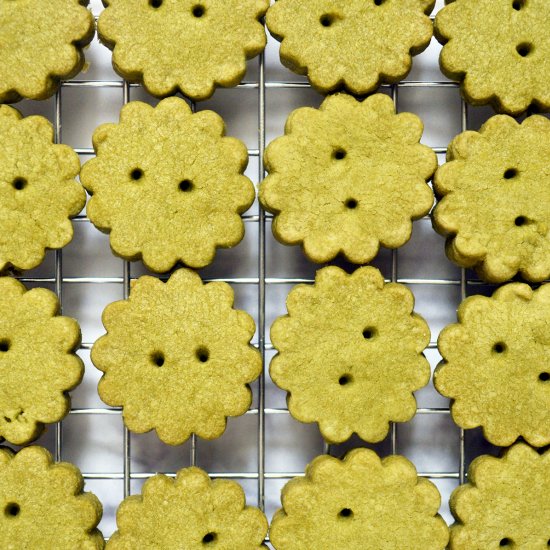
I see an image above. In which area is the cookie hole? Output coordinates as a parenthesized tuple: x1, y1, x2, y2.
(515, 216, 527, 226)
(3, 417, 11, 423)
(4, 503, 20, 518)
(512, 0, 526, 10)
(339, 508, 353, 518)
(503, 168, 518, 179)
(150, 351, 165, 367)
(12, 177, 27, 190)
(363, 328, 376, 340)
(516, 43, 533, 57)
(374, 0, 386, 4)
(539, 372, 550, 382)
(196, 347, 209, 363)
(320, 14, 334, 27)
(130, 168, 143, 181)
(493, 342, 506, 354)
(333, 148, 347, 160)
(345, 198, 358, 210)
(202, 533, 217, 544)
(500, 539, 513, 547)
(0, 339, 10, 352)
(149, 0, 162, 7)
(338, 374, 353, 386)
(192, 4, 205, 17)
(179, 179, 193, 192)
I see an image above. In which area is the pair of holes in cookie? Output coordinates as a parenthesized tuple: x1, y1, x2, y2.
(3, 503, 20, 518)
(493, 344, 549, 382)
(150, 348, 209, 367)
(130, 169, 195, 193)
(149, 0, 205, 16)
(202, 532, 217, 544)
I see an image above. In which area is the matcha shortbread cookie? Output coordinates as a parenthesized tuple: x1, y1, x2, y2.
(108, 466, 267, 549)
(91, 268, 261, 445)
(259, 93, 436, 264)
(270, 448, 449, 550)
(449, 443, 550, 549)
(433, 114, 550, 282)
(435, 0, 550, 116)
(81, 98, 255, 272)
(435, 283, 550, 447)
(0, 105, 86, 272)
(266, 0, 434, 95)
(0, 0, 94, 103)
(0, 445, 104, 550)
(270, 266, 431, 444)
(0, 277, 84, 446)
(98, 0, 269, 101)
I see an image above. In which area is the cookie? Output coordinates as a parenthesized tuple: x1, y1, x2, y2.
(266, 0, 434, 95)
(435, 283, 550, 447)
(107, 466, 267, 549)
(91, 268, 261, 445)
(80, 97, 255, 272)
(270, 448, 449, 550)
(435, 0, 550, 116)
(0, 277, 83, 446)
(0, 445, 104, 550)
(449, 443, 550, 549)
(0, 0, 94, 103)
(0, 105, 86, 272)
(270, 266, 431, 444)
(259, 93, 436, 264)
(432, 114, 550, 283)
(98, 0, 269, 101)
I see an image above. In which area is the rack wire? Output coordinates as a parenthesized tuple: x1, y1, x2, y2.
(8, 3, 511, 542)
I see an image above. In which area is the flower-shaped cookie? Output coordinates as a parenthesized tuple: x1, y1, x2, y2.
(0, 277, 84, 445)
(0, 446, 104, 549)
(108, 466, 267, 549)
(80, 98, 255, 272)
(98, 0, 269, 101)
(0, 106, 86, 272)
(450, 443, 550, 549)
(91, 268, 261, 445)
(266, 0, 434, 94)
(270, 448, 449, 550)
(435, 283, 550, 447)
(435, 0, 550, 115)
(270, 266, 431, 444)
(260, 93, 436, 264)
(0, 0, 94, 103)
(433, 115, 550, 283)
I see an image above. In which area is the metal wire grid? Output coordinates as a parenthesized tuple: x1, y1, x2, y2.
(8, 8, 486, 541)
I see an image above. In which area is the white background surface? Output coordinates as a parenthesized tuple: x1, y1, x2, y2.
(11, 0, 517, 542)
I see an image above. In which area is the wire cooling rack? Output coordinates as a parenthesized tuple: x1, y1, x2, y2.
(11, 0, 543, 543)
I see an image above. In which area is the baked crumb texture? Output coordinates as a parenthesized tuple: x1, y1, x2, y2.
(270, 448, 449, 550)
(0, 0, 94, 103)
(435, 0, 550, 116)
(433, 114, 550, 283)
(270, 266, 431, 444)
(98, 0, 269, 100)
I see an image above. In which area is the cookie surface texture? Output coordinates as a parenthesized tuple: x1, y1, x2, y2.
(449, 443, 550, 549)
(0, 445, 104, 550)
(80, 97, 255, 272)
(107, 466, 267, 549)
(91, 268, 261, 445)
(435, 0, 550, 115)
(98, 0, 269, 100)
(0, 277, 83, 445)
(0, 0, 94, 103)
(266, 0, 434, 94)
(435, 283, 550, 447)
(259, 93, 436, 264)
(0, 105, 86, 272)
(433, 114, 550, 283)
(270, 266, 431, 444)
(270, 448, 449, 550)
